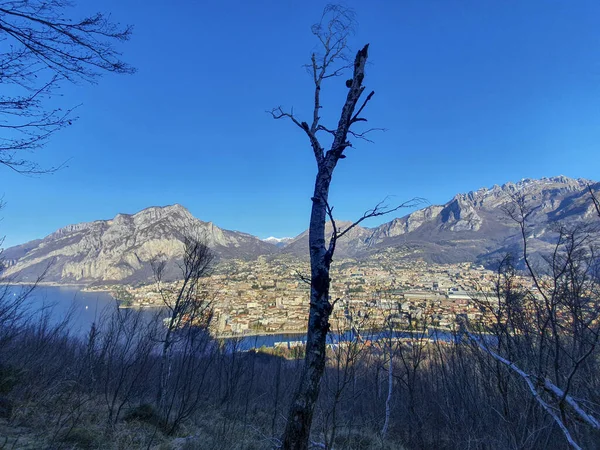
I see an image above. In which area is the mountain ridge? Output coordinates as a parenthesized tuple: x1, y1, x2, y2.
(2, 176, 598, 284)
(279, 176, 598, 265)
(1, 203, 276, 284)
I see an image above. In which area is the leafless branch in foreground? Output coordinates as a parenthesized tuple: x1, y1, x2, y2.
(465, 330, 594, 450)
(0, 0, 134, 174)
(324, 197, 427, 258)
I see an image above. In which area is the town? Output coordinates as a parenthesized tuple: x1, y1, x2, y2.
(109, 250, 532, 336)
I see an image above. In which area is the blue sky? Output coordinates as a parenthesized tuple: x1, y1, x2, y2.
(2, 0, 599, 247)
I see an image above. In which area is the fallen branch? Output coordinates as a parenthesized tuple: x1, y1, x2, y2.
(466, 331, 584, 450)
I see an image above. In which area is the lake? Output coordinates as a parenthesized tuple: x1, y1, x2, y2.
(2, 285, 458, 350)
(3, 284, 120, 336)
(1, 285, 303, 348)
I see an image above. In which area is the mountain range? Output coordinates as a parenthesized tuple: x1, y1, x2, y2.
(1, 205, 275, 284)
(1, 176, 598, 285)
(281, 176, 598, 265)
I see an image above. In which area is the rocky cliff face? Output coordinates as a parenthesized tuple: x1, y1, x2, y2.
(1, 204, 275, 284)
(282, 176, 598, 265)
(366, 176, 597, 265)
(283, 220, 373, 258)
(2, 177, 597, 284)
(369, 176, 592, 240)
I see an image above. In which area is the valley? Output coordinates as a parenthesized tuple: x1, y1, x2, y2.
(3, 176, 597, 286)
(5, 175, 593, 338)
(103, 255, 520, 336)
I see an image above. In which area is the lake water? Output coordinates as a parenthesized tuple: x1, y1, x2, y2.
(2, 285, 300, 348)
(4, 285, 120, 336)
(2, 285, 458, 350)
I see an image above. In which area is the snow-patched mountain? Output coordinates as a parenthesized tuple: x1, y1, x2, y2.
(262, 236, 294, 248)
(1, 204, 275, 284)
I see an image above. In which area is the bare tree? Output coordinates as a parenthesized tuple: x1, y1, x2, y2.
(0, 263, 51, 349)
(0, 0, 134, 174)
(318, 301, 370, 449)
(270, 5, 417, 448)
(151, 235, 214, 429)
(374, 300, 430, 445)
(463, 194, 600, 450)
(99, 306, 159, 427)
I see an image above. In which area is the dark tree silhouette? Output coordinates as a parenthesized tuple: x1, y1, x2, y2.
(270, 5, 414, 449)
(151, 235, 214, 431)
(463, 193, 600, 450)
(0, 0, 134, 174)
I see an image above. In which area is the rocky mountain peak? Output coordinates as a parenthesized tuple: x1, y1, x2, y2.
(129, 204, 193, 223)
(47, 220, 106, 240)
(451, 176, 591, 210)
(3, 175, 597, 284)
(365, 175, 597, 263)
(2, 204, 275, 284)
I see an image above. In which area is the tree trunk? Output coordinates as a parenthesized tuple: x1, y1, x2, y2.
(282, 173, 333, 450)
(280, 42, 371, 450)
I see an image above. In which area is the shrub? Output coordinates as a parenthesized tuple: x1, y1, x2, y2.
(0, 364, 21, 395)
(123, 403, 165, 431)
(0, 396, 14, 419)
(60, 427, 101, 449)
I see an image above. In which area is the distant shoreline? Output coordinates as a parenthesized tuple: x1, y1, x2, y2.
(1, 281, 89, 288)
(216, 330, 306, 339)
(1, 281, 121, 303)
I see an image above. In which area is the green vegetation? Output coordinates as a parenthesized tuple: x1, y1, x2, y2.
(114, 286, 135, 306)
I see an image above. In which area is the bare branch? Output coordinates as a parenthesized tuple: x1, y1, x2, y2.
(542, 378, 600, 430)
(323, 197, 338, 257)
(0, 1, 133, 173)
(294, 269, 311, 286)
(337, 197, 427, 241)
(589, 184, 600, 219)
(351, 90, 375, 124)
(348, 127, 386, 143)
(466, 330, 584, 450)
(316, 124, 336, 136)
(271, 5, 364, 169)
(269, 106, 324, 165)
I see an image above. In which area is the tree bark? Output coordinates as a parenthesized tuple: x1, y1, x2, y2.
(281, 44, 370, 450)
(381, 343, 393, 440)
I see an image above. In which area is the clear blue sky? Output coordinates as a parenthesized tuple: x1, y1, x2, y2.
(2, 0, 599, 248)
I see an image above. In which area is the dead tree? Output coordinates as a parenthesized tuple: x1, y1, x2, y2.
(151, 235, 214, 429)
(0, 0, 134, 174)
(270, 5, 412, 448)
